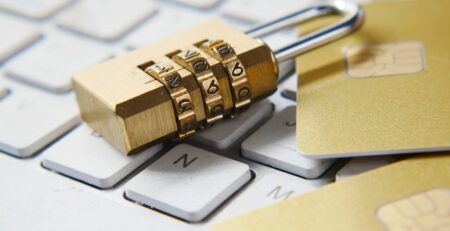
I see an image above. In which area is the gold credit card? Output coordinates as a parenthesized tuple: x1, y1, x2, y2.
(210, 153, 450, 231)
(296, 0, 450, 158)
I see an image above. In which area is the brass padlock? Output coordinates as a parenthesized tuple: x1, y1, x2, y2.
(72, 0, 364, 155)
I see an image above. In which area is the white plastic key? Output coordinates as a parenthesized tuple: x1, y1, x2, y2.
(168, 0, 221, 8)
(188, 100, 272, 152)
(126, 8, 209, 49)
(242, 106, 335, 178)
(335, 156, 396, 181)
(0, 155, 173, 231)
(0, 78, 80, 157)
(281, 73, 296, 101)
(221, 0, 313, 23)
(0, 14, 40, 63)
(216, 174, 316, 220)
(0, 0, 72, 19)
(42, 124, 163, 188)
(125, 144, 251, 222)
(5, 32, 111, 93)
(57, 0, 157, 41)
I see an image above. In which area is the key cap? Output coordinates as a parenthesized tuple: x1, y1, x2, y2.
(242, 106, 335, 178)
(0, 155, 172, 231)
(0, 78, 80, 157)
(335, 156, 396, 181)
(281, 73, 296, 101)
(221, 0, 313, 23)
(169, 0, 220, 8)
(57, 0, 157, 41)
(42, 124, 163, 188)
(217, 174, 316, 220)
(4, 32, 111, 93)
(125, 144, 251, 222)
(188, 100, 272, 152)
(126, 8, 209, 49)
(0, 0, 72, 19)
(0, 14, 40, 63)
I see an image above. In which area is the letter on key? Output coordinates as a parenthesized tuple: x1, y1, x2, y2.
(125, 144, 251, 222)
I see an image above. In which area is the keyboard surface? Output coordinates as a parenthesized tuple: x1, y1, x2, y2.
(0, 0, 391, 230)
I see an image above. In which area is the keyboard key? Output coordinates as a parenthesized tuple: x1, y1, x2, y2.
(335, 156, 396, 181)
(0, 78, 80, 157)
(5, 32, 111, 93)
(0, 14, 40, 63)
(0, 155, 172, 231)
(280, 73, 296, 101)
(0, 0, 72, 19)
(125, 144, 251, 222)
(126, 8, 208, 49)
(217, 174, 316, 219)
(42, 124, 163, 188)
(188, 100, 272, 152)
(221, 0, 313, 23)
(169, 0, 221, 8)
(57, 0, 157, 41)
(242, 106, 335, 178)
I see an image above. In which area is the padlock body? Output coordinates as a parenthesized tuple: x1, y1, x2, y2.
(72, 20, 278, 154)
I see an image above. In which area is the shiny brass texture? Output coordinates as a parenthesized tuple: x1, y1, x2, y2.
(144, 62, 197, 138)
(172, 48, 225, 124)
(200, 39, 251, 113)
(72, 0, 364, 155)
(72, 20, 278, 155)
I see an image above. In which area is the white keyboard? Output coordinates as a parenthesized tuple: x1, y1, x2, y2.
(0, 0, 388, 230)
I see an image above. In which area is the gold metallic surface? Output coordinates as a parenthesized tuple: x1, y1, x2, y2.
(72, 20, 278, 154)
(172, 48, 225, 124)
(200, 39, 252, 113)
(144, 62, 197, 138)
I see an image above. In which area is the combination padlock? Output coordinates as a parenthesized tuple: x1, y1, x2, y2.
(72, 0, 364, 155)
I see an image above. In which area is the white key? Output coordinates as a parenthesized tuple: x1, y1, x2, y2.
(42, 124, 163, 188)
(0, 14, 40, 63)
(335, 156, 396, 181)
(242, 106, 335, 178)
(0, 78, 80, 157)
(0, 0, 72, 19)
(126, 8, 209, 49)
(169, 0, 221, 8)
(125, 144, 251, 222)
(188, 100, 272, 152)
(5, 32, 111, 93)
(281, 73, 296, 101)
(217, 174, 316, 219)
(0, 155, 172, 231)
(57, 0, 157, 41)
(221, 0, 313, 23)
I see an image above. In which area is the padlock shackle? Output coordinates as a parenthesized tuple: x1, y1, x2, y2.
(245, 0, 364, 63)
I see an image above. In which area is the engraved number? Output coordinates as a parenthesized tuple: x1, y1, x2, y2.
(166, 74, 181, 89)
(178, 99, 192, 113)
(231, 61, 244, 77)
(207, 79, 219, 94)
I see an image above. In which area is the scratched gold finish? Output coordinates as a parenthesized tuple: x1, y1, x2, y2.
(72, 20, 277, 155)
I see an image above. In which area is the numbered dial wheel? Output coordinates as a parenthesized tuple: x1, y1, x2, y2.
(172, 48, 225, 124)
(145, 62, 197, 138)
(200, 39, 251, 113)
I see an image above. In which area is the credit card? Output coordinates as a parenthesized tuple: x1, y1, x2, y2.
(296, 0, 450, 158)
(210, 153, 450, 231)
